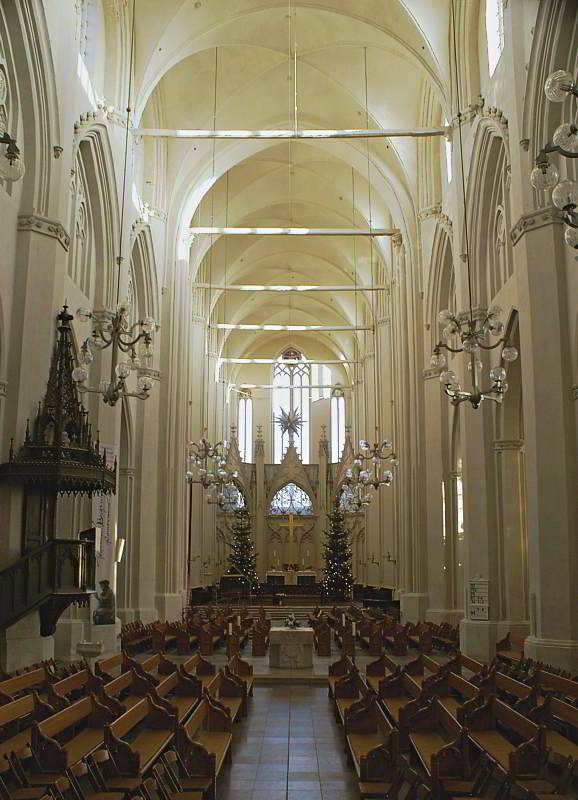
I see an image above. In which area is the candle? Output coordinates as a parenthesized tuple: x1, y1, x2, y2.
(352, 622, 357, 637)
(237, 615, 241, 627)
(342, 613, 346, 627)
(228, 622, 233, 636)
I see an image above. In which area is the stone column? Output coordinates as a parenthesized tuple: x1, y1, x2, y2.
(255, 428, 266, 578)
(318, 429, 329, 574)
(514, 220, 578, 671)
(494, 439, 529, 633)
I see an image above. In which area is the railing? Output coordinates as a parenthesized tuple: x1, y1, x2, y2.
(0, 538, 96, 630)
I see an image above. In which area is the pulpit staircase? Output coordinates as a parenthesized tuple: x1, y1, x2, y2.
(0, 538, 96, 636)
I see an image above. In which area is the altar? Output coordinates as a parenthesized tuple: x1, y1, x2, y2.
(266, 570, 317, 586)
(269, 626, 314, 669)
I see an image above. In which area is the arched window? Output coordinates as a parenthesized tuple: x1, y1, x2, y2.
(269, 483, 313, 516)
(238, 393, 253, 463)
(443, 119, 452, 183)
(221, 483, 246, 514)
(486, 0, 504, 76)
(331, 389, 345, 463)
(273, 348, 310, 463)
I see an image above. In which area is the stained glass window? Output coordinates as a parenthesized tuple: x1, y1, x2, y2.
(273, 349, 310, 463)
(221, 483, 246, 513)
(238, 394, 253, 462)
(331, 390, 345, 463)
(486, 0, 504, 76)
(269, 482, 313, 516)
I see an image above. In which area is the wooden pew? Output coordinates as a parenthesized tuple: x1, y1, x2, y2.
(227, 654, 254, 697)
(0, 692, 54, 769)
(31, 694, 116, 771)
(377, 669, 429, 738)
(408, 625, 433, 655)
(407, 699, 473, 794)
(151, 623, 177, 654)
(462, 694, 546, 777)
(0, 666, 54, 703)
(179, 653, 217, 690)
(46, 668, 101, 709)
(496, 632, 526, 664)
(328, 655, 355, 697)
(175, 691, 232, 800)
(172, 622, 199, 655)
(314, 622, 331, 657)
(148, 669, 201, 722)
(476, 669, 536, 713)
(333, 667, 368, 726)
(535, 669, 578, 702)
(425, 670, 481, 722)
(98, 666, 158, 713)
(94, 653, 123, 683)
(345, 692, 400, 782)
(206, 670, 246, 721)
(365, 653, 399, 693)
(198, 622, 223, 656)
(251, 623, 269, 657)
(527, 694, 578, 760)
(105, 695, 176, 776)
(385, 625, 409, 656)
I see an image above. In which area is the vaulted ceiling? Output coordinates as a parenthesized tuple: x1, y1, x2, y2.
(134, 0, 458, 375)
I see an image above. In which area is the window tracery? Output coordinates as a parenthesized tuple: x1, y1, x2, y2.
(269, 483, 313, 516)
(273, 348, 310, 463)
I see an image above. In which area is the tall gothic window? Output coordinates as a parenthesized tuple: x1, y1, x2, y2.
(273, 348, 310, 463)
(331, 389, 345, 463)
(238, 393, 253, 463)
(269, 483, 313, 515)
(443, 119, 452, 183)
(486, 0, 504, 76)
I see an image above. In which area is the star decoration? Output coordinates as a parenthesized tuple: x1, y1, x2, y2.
(275, 407, 303, 437)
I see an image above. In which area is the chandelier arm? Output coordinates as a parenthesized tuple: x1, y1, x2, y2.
(542, 140, 578, 159)
(477, 338, 508, 351)
(437, 342, 465, 354)
(564, 212, 578, 229)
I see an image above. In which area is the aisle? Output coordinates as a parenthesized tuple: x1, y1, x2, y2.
(219, 686, 359, 800)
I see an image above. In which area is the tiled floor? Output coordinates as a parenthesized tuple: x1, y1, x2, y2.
(218, 686, 359, 800)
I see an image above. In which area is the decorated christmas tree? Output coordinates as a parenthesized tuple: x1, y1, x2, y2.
(322, 504, 353, 600)
(227, 506, 259, 590)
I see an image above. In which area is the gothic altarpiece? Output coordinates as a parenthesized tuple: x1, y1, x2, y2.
(215, 428, 366, 583)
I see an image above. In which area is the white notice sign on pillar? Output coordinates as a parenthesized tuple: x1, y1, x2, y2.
(466, 578, 489, 621)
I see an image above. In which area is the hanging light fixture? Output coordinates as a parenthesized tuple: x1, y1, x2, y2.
(529, 69, 578, 249)
(432, 1, 519, 410)
(185, 49, 237, 508)
(72, 1, 157, 406)
(0, 132, 25, 182)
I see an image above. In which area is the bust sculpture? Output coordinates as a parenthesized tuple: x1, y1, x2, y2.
(93, 579, 116, 625)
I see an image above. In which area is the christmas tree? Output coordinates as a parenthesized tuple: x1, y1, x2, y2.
(227, 506, 259, 590)
(322, 504, 353, 600)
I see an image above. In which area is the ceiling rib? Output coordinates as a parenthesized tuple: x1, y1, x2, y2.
(135, 127, 447, 140)
(194, 284, 386, 292)
(190, 227, 397, 236)
(220, 358, 358, 364)
(215, 323, 371, 331)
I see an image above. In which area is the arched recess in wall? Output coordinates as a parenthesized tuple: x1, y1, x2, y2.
(428, 223, 463, 613)
(116, 397, 134, 619)
(68, 126, 119, 308)
(468, 121, 512, 307)
(0, 0, 58, 214)
(523, 0, 578, 205)
(494, 311, 529, 626)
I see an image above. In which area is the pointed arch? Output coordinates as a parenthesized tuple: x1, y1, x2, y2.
(268, 482, 314, 516)
(69, 125, 120, 307)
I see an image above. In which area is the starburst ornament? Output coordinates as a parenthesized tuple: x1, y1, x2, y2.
(275, 407, 303, 439)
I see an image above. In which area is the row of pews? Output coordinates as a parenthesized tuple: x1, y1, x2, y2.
(0, 646, 257, 800)
(326, 644, 578, 800)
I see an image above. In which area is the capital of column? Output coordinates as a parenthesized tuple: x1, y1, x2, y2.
(493, 439, 524, 452)
(119, 466, 136, 477)
(572, 385, 578, 401)
(392, 233, 403, 250)
(137, 367, 161, 382)
(510, 205, 565, 247)
(423, 367, 442, 381)
(0, 380, 6, 397)
(17, 213, 71, 251)
(191, 314, 206, 328)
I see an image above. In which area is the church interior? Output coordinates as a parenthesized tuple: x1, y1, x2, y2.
(0, 1, 577, 798)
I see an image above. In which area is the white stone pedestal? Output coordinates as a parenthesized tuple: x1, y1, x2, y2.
(269, 627, 314, 669)
(76, 640, 104, 669)
(88, 618, 122, 658)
